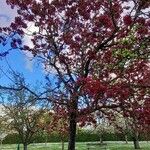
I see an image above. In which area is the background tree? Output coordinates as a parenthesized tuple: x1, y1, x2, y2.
(39, 106, 69, 150)
(122, 97, 150, 149)
(2, 1, 150, 150)
(1, 76, 44, 150)
(0, 115, 8, 147)
(108, 99, 150, 150)
(94, 112, 114, 144)
(107, 112, 129, 144)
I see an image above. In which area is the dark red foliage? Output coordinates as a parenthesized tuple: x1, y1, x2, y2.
(2, 0, 150, 149)
(123, 15, 132, 26)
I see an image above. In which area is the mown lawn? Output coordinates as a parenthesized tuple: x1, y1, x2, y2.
(1, 142, 150, 150)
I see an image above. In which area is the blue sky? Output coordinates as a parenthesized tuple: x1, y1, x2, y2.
(0, 46, 45, 86)
(0, 0, 46, 87)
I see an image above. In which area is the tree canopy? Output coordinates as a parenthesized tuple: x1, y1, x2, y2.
(0, 0, 150, 150)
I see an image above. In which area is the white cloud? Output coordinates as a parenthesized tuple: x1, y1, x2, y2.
(24, 54, 34, 72)
(0, 0, 17, 27)
(0, 1, 35, 72)
(23, 22, 39, 48)
(22, 22, 40, 72)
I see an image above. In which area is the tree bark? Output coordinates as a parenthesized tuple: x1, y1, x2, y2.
(68, 112, 77, 150)
(125, 135, 128, 144)
(133, 138, 140, 149)
(61, 140, 65, 150)
(45, 134, 47, 146)
(0, 140, 2, 148)
(133, 132, 140, 149)
(100, 135, 103, 144)
(23, 143, 28, 150)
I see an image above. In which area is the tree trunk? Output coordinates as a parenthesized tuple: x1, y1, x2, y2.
(23, 143, 28, 150)
(45, 134, 47, 146)
(133, 138, 140, 149)
(0, 140, 2, 148)
(133, 132, 140, 149)
(100, 135, 103, 144)
(125, 135, 128, 144)
(62, 140, 65, 150)
(68, 112, 77, 150)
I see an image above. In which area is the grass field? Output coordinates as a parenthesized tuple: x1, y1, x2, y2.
(1, 141, 150, 150)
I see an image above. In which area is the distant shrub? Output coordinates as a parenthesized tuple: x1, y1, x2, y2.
(3, 130, 149, 144)
(3, 133, 21, 144)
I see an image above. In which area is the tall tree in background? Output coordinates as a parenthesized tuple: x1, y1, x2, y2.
(1, 76, 44, 150)
(39, 106, 69, 150)
(122, 96, 150, 149)
(1, 0, 150, 150)
(0, 115, 8, 147)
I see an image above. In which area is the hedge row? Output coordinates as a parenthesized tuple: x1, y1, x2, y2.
(2, 131, 149, 144)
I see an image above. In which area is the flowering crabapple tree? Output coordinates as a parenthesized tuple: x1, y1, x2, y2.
(105, 94, 150, 149)
(139, 100, 150, 142)
(0, 27, 21, 57)
(1, 0, 150, 150)
(122, 99, 148, 149)
(93, 112, 114, 144)
(39, 106, 69, 150)
(0, 75, 45, 150)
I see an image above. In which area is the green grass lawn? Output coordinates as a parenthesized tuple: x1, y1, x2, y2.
(1, 142, 150, 150)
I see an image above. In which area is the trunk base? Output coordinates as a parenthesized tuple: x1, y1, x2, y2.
(68, 113, 77, 150)
(125, 135, 128, 144)
(133, 138, 140, 149)
(23, 144, 28, 150)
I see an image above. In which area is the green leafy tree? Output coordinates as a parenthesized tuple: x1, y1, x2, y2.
(1, 77, 44, 150)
